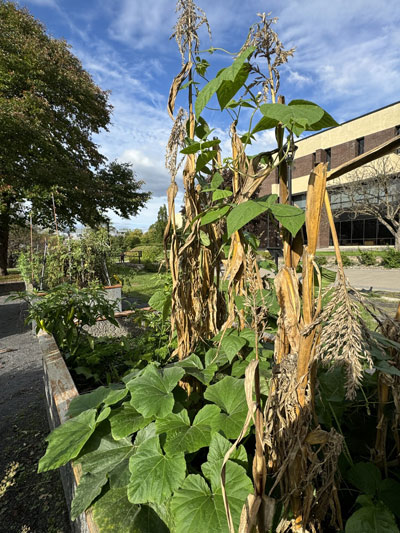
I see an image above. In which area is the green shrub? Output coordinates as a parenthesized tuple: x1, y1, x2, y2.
(341, 255, 353, 267)
(127, 244, 163, 264)
(315, 256, 327, 267)
(381, 247, 400, 268)
(358, 249, 376, 266)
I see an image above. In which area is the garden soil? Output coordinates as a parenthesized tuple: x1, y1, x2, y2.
(0, 294, 71, 533)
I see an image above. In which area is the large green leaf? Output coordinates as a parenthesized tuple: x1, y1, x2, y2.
(220, 333, 247, 362)
(169, 353, 216, 385)
(195, 47, 255, 118)
(379, 479, 400, 519)
(109, 405, 152, 440)
(226, 195, 277, 236)
(171, 465, 252, 533)
(156, 405, 220, 454)
(288, 99, 338, 131)
(128, 436, 186, 505)
(269, 203, 305, 237)
(38, 409, 97, 472)
(71, 472, 108, 520)
(181, 139, 221, 154)
(201, 433, 248, 487)
(213, 189, 232, 201)
(200, 205, 230, 226)
(347, 462, 381, 496)
(251, 115, 280, 135)
(345, 498, 399, 533)
(204, 376, 249, 439)
(93, 487, 169, 533)
(129, 365, 184, 418)
(79, 437, 134, 476)
(217, 63, 250, 110)
(259, 101, 324, 135)
(196, 150, 217, 172)
(68, 387, 110, 417)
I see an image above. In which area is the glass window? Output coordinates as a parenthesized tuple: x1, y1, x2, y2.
(357, 137, 364, 155)
(325, 148, 331, 170)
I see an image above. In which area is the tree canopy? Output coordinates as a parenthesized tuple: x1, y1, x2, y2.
(0, 1, 151, 274)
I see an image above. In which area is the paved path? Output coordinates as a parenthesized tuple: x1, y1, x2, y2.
(340, 267, 400, 292)
(0, 294, 70, 533)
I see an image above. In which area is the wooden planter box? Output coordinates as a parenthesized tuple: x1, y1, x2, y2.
(38, 330, 99, 533)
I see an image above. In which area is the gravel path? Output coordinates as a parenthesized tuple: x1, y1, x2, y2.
(0, 294, 71, 533)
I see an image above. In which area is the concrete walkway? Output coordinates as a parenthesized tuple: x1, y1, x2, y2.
(336, 267, 400, 293)
(0, 294, 70, 533)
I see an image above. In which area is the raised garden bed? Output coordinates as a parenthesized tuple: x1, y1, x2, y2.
(38, 330, 99, 533)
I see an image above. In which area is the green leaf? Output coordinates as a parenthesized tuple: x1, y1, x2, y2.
(38, 409, 97, 472)
(374, 360, 400, 377)
(68, 387, 109, 417)
(213, 189, 232, 201)
(259, 101, 325, 135)
(195, 47, 255, 118)
(200, 205, 230, 226)
(128, 437, 186, 505)
(156, 405, 221, 454)
(204, 376, 249, 439)
(220, 333, 247, 362)
(97, 406, 111, 424)
(109, 405, 152, 440)
(345, 500, 399, 533)
(251, 115, 280, 135)
(171, 466, 252, 533)
(211, 172, 223, 189)
(104, 386, 128, 406)
(71, 472, 108, 520)
(129, 365, 185, 419)
(347, 462, 381, 496)
(200, 230, 211, 246)
(79, 436, 134, 476)
(148, 290, 166, 312)
(201, 433, 248, 486)
(93, 487, 169, 533)
(226, 195, 277, 236)
(181, 139, 220, 154)
(269, 203, 305, 237)
(379, 478, 400, 518)
(170, 353, 216, 385)
(288, 99, 338, 131)
(196, 150, 217, 172)
(217, 63, 250, 110)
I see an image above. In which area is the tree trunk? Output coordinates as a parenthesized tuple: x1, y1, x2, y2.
(0, 207, 10, 276)
(395, 226, 400, 251)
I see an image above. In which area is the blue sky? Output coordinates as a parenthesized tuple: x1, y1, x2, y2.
(19, 0, 400, 231)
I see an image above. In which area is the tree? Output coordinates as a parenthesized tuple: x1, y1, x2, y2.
(332, 155, 400, 249)
(144, 205, 168, 243)
(0, 2, 151, 274)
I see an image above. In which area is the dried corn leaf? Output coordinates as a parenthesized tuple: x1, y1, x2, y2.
(167, 61, 192, 120)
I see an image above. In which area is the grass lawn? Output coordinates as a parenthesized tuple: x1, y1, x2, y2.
(0, 268, 22, 283)
(315, 250, 383, 257)
(110, 265, 170, 305)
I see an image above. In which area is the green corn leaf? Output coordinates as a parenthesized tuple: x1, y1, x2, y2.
(204, 376, 249, 439)
(109, 405, 152, 440)
(269, 203, 305, 237)
(129, 365, 184, 419)
(128, 436, 186, 505)
(155, 404, 221, 454)
(93, 487, 169, 533)
(38, 409, 97, 472)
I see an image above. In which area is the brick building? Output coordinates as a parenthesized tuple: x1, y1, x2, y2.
(257, 101, 400, 248)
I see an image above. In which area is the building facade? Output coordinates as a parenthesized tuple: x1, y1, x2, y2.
(257, 101, 400, 248)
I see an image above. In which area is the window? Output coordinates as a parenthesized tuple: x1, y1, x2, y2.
(312, 152, 316, 167)
(325, 148, 331, 170)
(357, 137, 364, 155)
